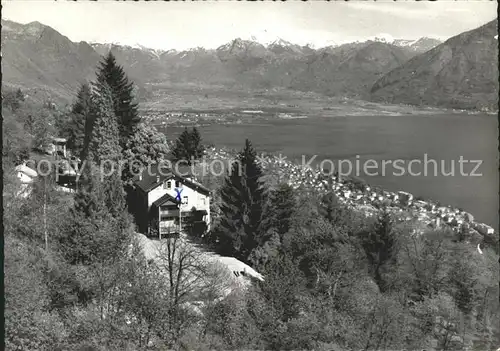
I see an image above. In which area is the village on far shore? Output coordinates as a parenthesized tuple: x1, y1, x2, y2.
(202, 147, 497, 245)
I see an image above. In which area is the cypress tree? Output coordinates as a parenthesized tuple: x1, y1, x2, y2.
(190, 127, 205, 159)
(83, 81, 122, 165)
(216, 139, 266, 261)
(216, 164, 246, 257)
(104, 171, 128, 222)
(80, 81, 129, 224)
(239, 139, 265, 242)
(65, 83, 92, 158)
(361, 208, 396, 291)
(96, 52, 140, 144)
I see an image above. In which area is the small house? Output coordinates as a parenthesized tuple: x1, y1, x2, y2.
(15, 164, 38, 184)
(128, 164, 211, 237)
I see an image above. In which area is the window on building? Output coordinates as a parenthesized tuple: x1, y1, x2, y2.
(183, 196, 188, 205)
(175, 180, 180, 187)
(201, 198, 206, 205)
(164, 180, 171, 189)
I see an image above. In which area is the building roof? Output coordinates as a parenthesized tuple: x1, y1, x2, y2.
(153, 192, 179, 207)
(52, 137, 67, 144)
(15, 164, 38, 178)
(133, 163, 210, 196)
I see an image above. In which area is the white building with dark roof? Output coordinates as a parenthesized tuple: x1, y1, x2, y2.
(15, 164, 38, 184)
(127, 164, 211, 237)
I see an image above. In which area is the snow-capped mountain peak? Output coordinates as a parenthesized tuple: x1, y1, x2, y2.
(269, 38, 294, 47)
(373, 33, 395, 44)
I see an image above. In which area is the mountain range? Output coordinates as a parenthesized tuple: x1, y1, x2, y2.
(371, 19, 498, 111)
(1, 18, 497, 110)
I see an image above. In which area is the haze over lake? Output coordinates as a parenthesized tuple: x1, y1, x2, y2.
(168, 113, 498, 230)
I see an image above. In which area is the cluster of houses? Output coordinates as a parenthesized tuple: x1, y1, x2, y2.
(258, 153, 496, 239)
(142, 110, 231, 126)
(141, 110, 281, 129)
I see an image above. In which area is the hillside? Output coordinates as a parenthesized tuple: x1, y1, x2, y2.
(1, 19, 101, 102)
(286, 41, 414, 99)
(370, 20, 499, 110)
(1, 19, 444, 103)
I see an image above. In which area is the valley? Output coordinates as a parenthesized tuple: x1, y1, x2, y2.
(140, 83, 453, 127)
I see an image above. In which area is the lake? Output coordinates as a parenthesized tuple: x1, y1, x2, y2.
(165, 113, 498, 229)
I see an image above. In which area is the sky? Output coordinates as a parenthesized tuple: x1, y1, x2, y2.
(2, 0, 497, 50)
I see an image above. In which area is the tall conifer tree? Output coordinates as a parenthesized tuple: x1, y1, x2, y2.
(73, 162, 108, 220)
(83, 81, 122, 165)
(216, 139, 266, 261)
(96, 52, 140, 144)
(361, 207, 397, 291)
(171, 127, 205, 165)
(190, 127, 205, 159)
(65, 83, 92, 158)
(172, 128, 192, 164)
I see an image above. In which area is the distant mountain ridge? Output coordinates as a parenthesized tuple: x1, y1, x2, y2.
(3, 19, 441, 102)
(4, 18, 496, 110)
(1, 19, 101, 101)
(90, 35, 442, 56)
(371, 19, 498, 110)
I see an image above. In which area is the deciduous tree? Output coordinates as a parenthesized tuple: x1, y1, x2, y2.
(122, 122, 169, 184)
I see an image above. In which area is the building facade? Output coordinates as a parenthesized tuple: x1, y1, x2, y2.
(128, 164, 211, 237)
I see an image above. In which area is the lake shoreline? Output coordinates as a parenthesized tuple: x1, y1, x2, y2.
(201, 147, 497, 248)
